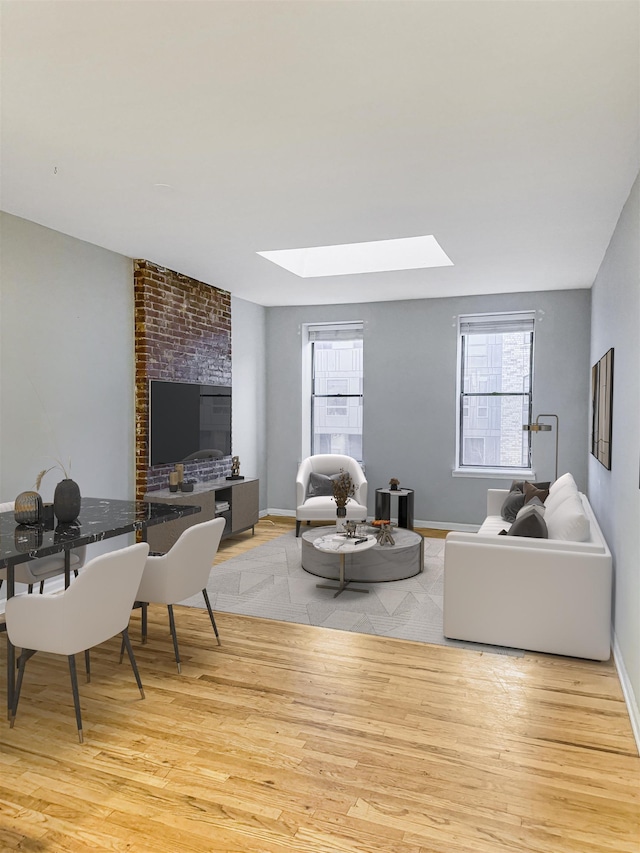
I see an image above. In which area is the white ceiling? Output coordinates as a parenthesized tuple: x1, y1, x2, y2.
(1, 1, 638, 307)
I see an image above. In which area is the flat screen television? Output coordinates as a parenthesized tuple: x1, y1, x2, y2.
(149, 380, 231, 466)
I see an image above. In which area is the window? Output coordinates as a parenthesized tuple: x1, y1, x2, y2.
(457, 312, 534, 471)
(307, 322, 363, 460)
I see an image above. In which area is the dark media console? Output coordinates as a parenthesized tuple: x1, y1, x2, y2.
(144, 477, 259, 554)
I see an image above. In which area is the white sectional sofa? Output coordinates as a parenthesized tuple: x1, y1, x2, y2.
(443, 475, 612, 660)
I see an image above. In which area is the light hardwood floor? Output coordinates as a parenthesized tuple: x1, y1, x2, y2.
(0, 519, 637, 852)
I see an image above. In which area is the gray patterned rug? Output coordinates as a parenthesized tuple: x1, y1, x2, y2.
(182, 530, 522, 655)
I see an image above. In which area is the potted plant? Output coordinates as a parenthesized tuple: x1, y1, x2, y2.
(332, 470, 357, 530)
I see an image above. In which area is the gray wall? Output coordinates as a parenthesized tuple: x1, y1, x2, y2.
(265, 289, 591, 524)
(232, 295, 268, 509)
(589, 172, 640, 735)
(0, 213, 135, 510)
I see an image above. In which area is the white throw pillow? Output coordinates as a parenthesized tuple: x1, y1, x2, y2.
(545, 493, 590, 542)
(548, 472, 577, 498)
(544, 485, 575, 515)
(545, 474, 579, 515)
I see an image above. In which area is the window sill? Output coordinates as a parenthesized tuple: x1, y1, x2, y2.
(452, 468, 535, 480)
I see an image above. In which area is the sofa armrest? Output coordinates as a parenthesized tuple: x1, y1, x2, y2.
(296, 458, 313, 507)
(487, 489, 509, 517)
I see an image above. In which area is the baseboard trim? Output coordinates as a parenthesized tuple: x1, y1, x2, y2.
(612, 631, 640, 756)
(265, 509, 479, 533)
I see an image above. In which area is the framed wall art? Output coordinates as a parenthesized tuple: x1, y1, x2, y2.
(591, 347, 614, 470)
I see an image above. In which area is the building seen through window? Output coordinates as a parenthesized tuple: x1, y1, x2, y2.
(459, 313, 534, 469)
(309, 323, 363, 460)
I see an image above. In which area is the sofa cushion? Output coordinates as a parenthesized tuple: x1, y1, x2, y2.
(500, 489, 526, 522)
(307, 472, 340, 498)
(507, 504, 548, 538)
(479, 515, 511, 536)
(545, 493, 590, 542)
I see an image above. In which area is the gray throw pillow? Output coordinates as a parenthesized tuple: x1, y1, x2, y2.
(510, 480, 551, 494)
(501, 489, 526, 522)
(307, 472, 339, 498)
(524, 481, 549, 504)
(507, 505, 548, 538)
(522, 496, 545, 513)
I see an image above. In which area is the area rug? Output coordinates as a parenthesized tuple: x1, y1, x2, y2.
(181, 530, 522, 656)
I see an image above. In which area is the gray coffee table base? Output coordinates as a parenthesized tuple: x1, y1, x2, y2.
(301, 527, 423, 585)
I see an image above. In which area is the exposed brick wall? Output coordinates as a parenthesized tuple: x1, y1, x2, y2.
(134, 260, 232, 498)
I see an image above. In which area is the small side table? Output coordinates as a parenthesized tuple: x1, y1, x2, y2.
(312, 533, 376, 597)
(375, 487, 414, 530)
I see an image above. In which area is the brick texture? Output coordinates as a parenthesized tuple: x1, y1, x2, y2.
(134, 260, 232, 498)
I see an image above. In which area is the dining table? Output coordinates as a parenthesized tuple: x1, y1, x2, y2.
(0, 496, 202, 715)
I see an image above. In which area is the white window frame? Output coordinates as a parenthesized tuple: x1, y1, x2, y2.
(301, 321, 364, 463)
(454, 311, 536, 478)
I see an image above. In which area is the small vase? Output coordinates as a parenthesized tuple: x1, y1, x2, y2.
(336, 505, 347, 532)
(14, 491, 43, 524)
(53, 478, 81, 523)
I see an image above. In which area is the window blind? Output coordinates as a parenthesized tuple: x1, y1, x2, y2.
(459, 311, 535, 336)
(307, 322, 363, 342)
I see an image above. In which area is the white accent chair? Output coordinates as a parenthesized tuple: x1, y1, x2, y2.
(5, 542, 150, 743)
(295, 454, 368, 537)
(0, 500, 87, 593)
(135, 516, 226, 672)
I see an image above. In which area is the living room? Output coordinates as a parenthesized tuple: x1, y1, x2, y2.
(0, 2, 638, 850)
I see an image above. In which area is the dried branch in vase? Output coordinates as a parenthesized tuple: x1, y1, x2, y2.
(332, 470, 357, 508)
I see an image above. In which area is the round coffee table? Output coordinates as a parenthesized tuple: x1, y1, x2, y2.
(310, 532, 376, 597)
(301, 526, 423, 594)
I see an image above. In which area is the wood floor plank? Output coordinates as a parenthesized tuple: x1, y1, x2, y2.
(0, 521, 637, 852)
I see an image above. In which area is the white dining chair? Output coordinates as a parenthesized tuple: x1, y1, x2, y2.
(5, 541, 150, 743)
(135, 516, 225, 672)
(0, 500, 87, 593)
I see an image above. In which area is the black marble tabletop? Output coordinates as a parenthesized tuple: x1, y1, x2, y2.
(0, 497, 201, 568)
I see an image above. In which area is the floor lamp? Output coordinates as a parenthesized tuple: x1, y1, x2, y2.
(523, 413, 559, 482)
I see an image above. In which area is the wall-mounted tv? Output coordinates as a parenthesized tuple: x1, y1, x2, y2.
(149, 380, 231, 466)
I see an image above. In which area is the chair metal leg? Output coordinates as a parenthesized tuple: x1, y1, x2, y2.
(202, 588, 221, 646)
(167, 604, 181, 673)
(119, 635, 126, 664)
(141, 602, 148, 644)
(27, 584, 34, 594)
(39, 580, 45, 594)
(84, 649, 91, 682)
(67, 654, 83, 743)
(10, 648, 36, 728)
(296, 520, 301, 537)
(121, 628, 145, 699)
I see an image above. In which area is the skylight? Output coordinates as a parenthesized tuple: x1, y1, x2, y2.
(257, 235, 453, 278)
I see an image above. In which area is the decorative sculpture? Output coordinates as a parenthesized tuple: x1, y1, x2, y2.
(226, 456, 244, 480)
(343, 520, 358, 538)
(375, 521, 395, 546)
